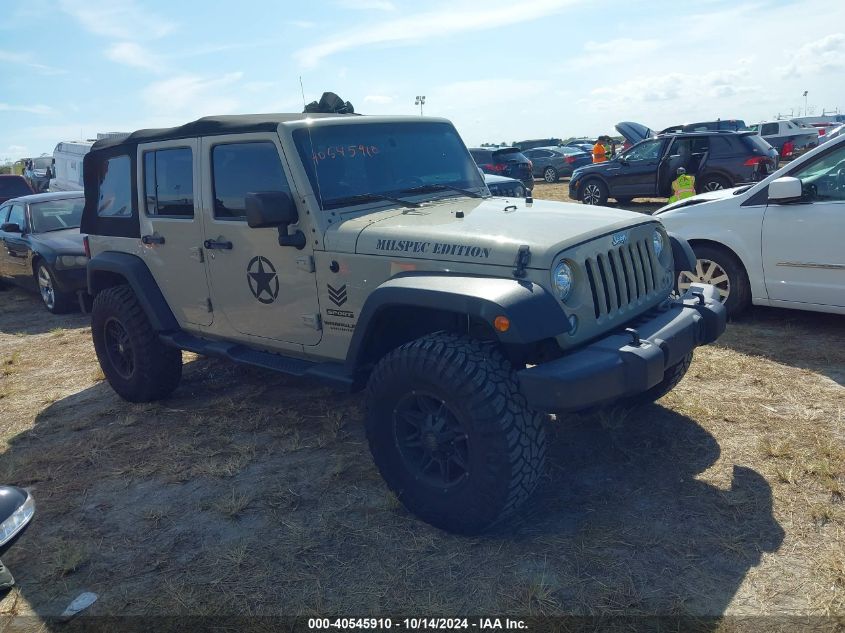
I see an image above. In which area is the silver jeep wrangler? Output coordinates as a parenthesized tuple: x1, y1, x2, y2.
(80, 113, 726, 534)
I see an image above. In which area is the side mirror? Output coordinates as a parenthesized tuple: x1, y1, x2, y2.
(1, 223, 21, 233)
(768, 176, 803, 202)
(245, 191, 305, 249)
(0, 486, 35, 557)
(617, 156, 628, 165)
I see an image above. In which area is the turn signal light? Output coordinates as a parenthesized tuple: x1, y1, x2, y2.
(494, 316, 510, 332)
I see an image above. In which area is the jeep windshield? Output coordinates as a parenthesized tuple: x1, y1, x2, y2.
(292, 121, 486, 211)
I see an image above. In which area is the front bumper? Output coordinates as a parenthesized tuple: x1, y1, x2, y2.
(52, 267, 87, 293)
(518, 283, 726, 413)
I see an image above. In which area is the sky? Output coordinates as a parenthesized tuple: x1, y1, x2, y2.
(1, 0, 845, 160)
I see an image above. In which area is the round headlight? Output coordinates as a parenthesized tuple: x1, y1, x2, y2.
(652, 229, 664, 258)
(552, 261, 574, 301)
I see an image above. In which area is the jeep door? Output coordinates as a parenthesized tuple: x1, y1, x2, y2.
(762, 141, 845, 309)
(138, 139, 213, 326)
(198, 134, 322, 346)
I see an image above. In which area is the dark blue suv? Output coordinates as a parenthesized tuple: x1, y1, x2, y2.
(569, 130, 778, 205)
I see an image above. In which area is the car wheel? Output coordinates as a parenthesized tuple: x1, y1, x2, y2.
(91, 284, 183, 402)
(35, 262, 75, 314)
(676, 245, 750, 317)
(365, 332, 546, 535)
(581, 179, 608, 205)
(697, 174, 730, 193)
(543, 167, 559, 183)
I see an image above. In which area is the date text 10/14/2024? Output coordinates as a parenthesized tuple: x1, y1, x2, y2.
(308, 618, 527, 630)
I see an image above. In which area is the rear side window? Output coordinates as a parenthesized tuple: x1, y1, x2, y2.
(761, 123, 778, 136)
(743, 134, 774, 155)
(144, 148, 194, 217)
(469, 150, 490, 163)
(211, 142, 291, 220)
(96, 155, 132, 217)
(492, 149, 528, 163)
(708, 136, 735, 156)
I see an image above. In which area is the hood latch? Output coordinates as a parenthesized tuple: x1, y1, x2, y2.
(512, 245, 531, 278)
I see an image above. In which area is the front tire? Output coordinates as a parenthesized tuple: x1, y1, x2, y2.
(580, 179, 608, 205)
(35, 262, 75, 314)
(365, 332, 546, 534)
(677, 244, 750, 316)
(543, 166, 559, 183)
(91, 285, 182, 402)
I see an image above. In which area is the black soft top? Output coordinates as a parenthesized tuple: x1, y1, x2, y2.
(90, 112, 350, 152)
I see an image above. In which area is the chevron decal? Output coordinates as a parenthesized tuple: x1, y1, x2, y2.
(327, 283, 348, 306)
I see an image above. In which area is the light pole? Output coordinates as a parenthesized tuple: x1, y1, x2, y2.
(415, 95, 426, 116)
(803, 90, 808, 117)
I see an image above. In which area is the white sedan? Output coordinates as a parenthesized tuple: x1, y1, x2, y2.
(656, 135, 845, 316)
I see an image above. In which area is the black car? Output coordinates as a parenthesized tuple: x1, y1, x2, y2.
(0, 175, 34, 205)
(569, 130, 778, 205)
(0, 191, 87, 313)
(469, 147, 533, 190)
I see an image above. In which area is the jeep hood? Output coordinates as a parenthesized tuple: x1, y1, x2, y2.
(328, 197, 655, 269)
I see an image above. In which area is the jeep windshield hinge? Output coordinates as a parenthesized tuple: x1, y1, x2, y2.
(512, 245, 531, 278)
(302, 313, 322, 330)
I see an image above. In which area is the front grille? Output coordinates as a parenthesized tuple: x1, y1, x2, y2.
(584, 237, 662, 320)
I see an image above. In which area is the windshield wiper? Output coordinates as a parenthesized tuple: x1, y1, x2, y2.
(400, 183, 483, 198)
(326, 192, 420, 209)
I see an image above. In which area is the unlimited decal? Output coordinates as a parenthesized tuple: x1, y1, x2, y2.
(375, 239, 491, 259)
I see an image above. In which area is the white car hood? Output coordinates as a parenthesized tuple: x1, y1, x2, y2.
(656, 186, 744, 215)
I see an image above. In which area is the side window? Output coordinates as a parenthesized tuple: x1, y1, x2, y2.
(96, 155, 132, 217)
(624, 139, 663, 161)
(0, 205, 10, 222)
(690, 137, 709, 154)
(708, 136, 733, 156)
(144, 147, 194, 217)
(7, 204, 26, 230)
(211, 142, 290, 220)
(761, 123, 778, 136)
(790, 144, 845, 202)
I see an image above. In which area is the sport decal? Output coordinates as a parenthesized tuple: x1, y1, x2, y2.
(328, 283, 348, 306)
(247, 256, 280, 304)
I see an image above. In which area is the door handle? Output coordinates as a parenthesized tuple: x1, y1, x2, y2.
(204, 239, 233, 250)
(141, 234, 165, 245)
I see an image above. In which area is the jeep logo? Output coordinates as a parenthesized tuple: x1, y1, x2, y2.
(611, 232, 628, 246)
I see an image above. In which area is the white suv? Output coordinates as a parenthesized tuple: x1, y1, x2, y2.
(656, 135, 845, 316)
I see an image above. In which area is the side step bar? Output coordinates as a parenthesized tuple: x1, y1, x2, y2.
(159, 331, 355, 390)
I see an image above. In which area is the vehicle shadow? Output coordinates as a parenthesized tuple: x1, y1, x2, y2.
(0, 287, 87, 336)
(718, 305, 844, 386)
(0, 360, 783, 623)
(501, 405, 784, 621)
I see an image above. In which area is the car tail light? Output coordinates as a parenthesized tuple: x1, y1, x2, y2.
(744, 156, 767, 166)
(483, 163, 507, 173)
(819, 128, 826, 136)
(83, 235, 91, 258)
(565, 156, 576, 164)
(528, 160, 533, 170)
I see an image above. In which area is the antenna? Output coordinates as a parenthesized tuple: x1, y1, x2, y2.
(299, 75, 324, 209)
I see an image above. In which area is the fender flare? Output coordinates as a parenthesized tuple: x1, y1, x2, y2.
(668, 233, 696, 273)
(87, 251, 179, 331)
(345, 273, 569, 370)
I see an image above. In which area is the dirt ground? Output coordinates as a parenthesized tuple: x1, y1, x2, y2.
(531, 179, 665, 214)
(0, 232, 843, 624)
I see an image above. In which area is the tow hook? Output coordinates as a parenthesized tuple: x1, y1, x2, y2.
(624, 327, 642, 347)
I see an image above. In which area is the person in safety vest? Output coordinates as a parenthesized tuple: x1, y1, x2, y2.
(592, 138, 607, 163)
(669, 167, 696, 203)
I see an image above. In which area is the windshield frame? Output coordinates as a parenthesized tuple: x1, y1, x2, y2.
(291, 120, 487, 213)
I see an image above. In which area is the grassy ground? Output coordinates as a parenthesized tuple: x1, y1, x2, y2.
(0, 252, 842, 621)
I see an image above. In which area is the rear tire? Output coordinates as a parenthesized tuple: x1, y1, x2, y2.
(365, 332, 546, 534)
(543, 167, 559, 183)
(581, 179, 608, 205)
(91, 285, 182, 402)
(697, 174, 731, 193)
(677, 244, 750, 317)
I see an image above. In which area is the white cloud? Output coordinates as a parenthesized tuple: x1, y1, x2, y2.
(295, 0, 581, 67)
(566, 38, 661, 68)
(106, 42, 164, 72)
(336, 0, 396, 10)
(143, 73, 245, 121)
(779, 32, 845, 78)
(58, 0, 174, 40)
(0, 103, 54, 115)
(0, 49, 65, 75)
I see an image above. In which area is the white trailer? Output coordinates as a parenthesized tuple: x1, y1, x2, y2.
(50, 140, 94, 192)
